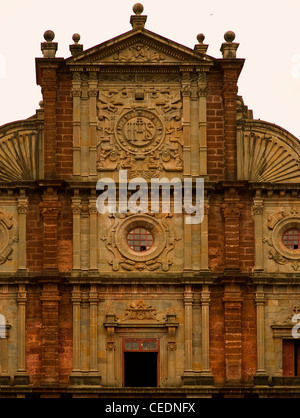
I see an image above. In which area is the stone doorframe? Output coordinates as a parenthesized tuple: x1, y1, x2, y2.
(103, 303, 178, 387)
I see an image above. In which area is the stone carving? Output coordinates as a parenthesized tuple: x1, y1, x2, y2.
(115, 109, 164, 157)
(101, 213, 179, 272)
(116, 300, 169, 325)
(0, 130, 38, 181)
(263, 208, 300, 271)
(113, 43, 166, 62)
(237, 129, 300, 183)
(122, 301, 160, 321)
(96, 87, 183, 177)
(0, 210, 15, 264)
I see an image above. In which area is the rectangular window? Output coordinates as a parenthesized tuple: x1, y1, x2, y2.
(282, 339, 300, 376)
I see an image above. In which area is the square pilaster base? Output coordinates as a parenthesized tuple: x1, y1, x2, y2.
(0, 375, 11, 386)
(181, 371, 214, 386)
(70, 371, 101, 386)
(14, 372, 29, 385)
(253, 373, 270, 386)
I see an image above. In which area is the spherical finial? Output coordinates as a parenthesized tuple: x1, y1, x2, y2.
(133, 3, 144, 15)
(197, 33, 205, 44)
(224, 31, 235, 43)
(44, 30, 55, 42)
(72, 33, 81, 44)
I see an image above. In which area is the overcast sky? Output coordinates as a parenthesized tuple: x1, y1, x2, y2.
(0, 0, 300, 139)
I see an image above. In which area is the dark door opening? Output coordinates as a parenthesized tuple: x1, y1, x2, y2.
(124, 352, 157, 387)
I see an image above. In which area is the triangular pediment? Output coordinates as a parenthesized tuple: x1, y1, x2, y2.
(66, 29, 214, 66)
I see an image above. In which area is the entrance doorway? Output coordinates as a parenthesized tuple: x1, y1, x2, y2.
(123, 339, 159, 387)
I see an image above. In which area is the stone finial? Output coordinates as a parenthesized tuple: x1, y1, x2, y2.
(194, 33, 208, 54)
(69, 33, 83, 56)
(220, 30, 239, 59)
(41, 30, 58, 58)
(133, 3, 144, 15)
(130, 3, 147, 29)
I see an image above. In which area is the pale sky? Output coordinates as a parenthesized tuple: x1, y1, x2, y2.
(0, 0, 300, 139)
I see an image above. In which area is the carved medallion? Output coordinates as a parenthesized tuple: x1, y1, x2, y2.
(115, 109, 164, 157)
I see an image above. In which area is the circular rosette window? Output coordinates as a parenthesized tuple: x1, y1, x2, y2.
(115, 215, 166, 262)
(115, 109, 164, 157)
(272, 216, 300, 260)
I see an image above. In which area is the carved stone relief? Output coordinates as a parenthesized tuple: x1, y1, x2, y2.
(100, 213, 180, 272)
(0, 130, 39, 181)
(0, 210, 16, 265)
(263, 207, 300, 271)
(237, 126, 300, 183)
(96, 86, 183, 177)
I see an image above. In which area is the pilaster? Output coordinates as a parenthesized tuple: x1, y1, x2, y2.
(14, 284, 29, 385)
(253, 190, 264, 271)
(17, 190, 28, 272)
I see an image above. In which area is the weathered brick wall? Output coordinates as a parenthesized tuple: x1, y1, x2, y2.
(58, 285, 73, 383)
(207, 71, 225, 182)
(26, 192, 43, 272)
(56, 71, 73, 180)
(26, 286, 42, 384)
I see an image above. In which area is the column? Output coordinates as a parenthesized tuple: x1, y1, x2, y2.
(201, 285, 212, 375)
(89, 192, 98, 271)
(255, 285, 268, 384)
(166, 310, 178, 386)
(181, 70, 191, 176)
(88, 72, 98, 177)
(72, 191, 81, 271)
(200, 193, 210, 271)
(89, 285, 100, 378)
(71, 72, 82, 176)
(105, 313, 116, 386)
(15, 284, 29, 384)
(71, 285, 81, 379)
(253, 190, 264, 271)
(198, 72, 208, 176)
(181, 70, 192, 271)
(183, 285, 193, 374)
(17, 190, 28, 271)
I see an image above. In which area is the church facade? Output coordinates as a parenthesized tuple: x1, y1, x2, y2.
(0, 4, 300, 398)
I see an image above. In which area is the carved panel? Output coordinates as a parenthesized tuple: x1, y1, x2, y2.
(0, 210, 16, 265)
(263, 206, 300, 271)
(100, 213, 181, 272)
(0, 130, 39, 181)
(237, 122, 300, 183)
(96, 86, 183, 178)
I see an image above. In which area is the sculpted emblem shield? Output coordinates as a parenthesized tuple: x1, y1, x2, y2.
(115, 109, 164, 157)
